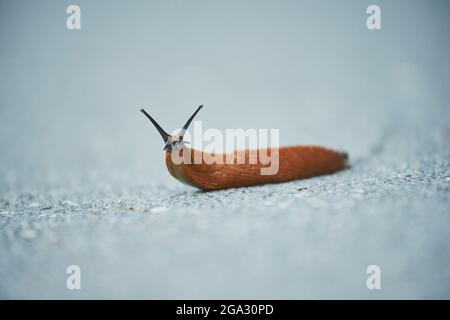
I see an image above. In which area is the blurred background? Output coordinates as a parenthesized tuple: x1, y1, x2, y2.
(0, 0, 449, 299)
(1, 0, 448, 183)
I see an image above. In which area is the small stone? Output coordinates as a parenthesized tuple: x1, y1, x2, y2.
(47, 232, 59, 243)
(21, 229, 37, 239)
(61, 200, 78, 207)
(151, 206, 169, 214)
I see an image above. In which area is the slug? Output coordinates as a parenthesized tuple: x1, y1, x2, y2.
(140, 105, 348, 191)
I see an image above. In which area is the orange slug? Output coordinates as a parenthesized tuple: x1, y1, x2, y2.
(140, 106, 348, 191)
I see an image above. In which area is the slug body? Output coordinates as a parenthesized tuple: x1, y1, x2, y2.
(141, 105, 348, 191)
(165, 146, 348, 190)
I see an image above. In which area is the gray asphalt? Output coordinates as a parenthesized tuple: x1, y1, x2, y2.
(1, 0, 449, 299)
(1, 120, 449, 298)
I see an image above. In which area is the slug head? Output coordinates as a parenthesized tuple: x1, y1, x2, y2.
(140, 105, 203, 152)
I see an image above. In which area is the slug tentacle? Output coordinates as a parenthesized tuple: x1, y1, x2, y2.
(140, 108, 170, 144)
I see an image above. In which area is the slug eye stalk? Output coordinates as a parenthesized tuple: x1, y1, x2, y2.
(178, 105, 203, 141)
(140, 105, 204, 151)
